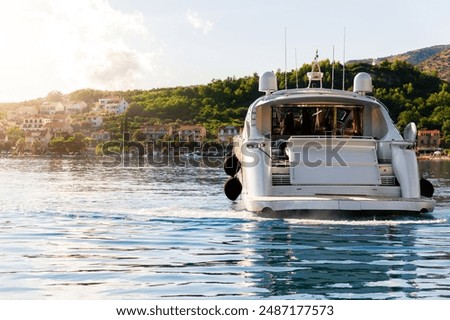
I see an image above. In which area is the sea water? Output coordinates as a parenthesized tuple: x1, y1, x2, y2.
(0, 157, 449, 299)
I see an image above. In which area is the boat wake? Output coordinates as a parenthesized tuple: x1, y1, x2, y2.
(284, 217, 447, 226)
(130, 205, 448, 227)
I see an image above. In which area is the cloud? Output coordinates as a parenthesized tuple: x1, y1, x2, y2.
(88, 50, 159, 89)
(0, 0, 161, 101)
(186, 10, 213, 34)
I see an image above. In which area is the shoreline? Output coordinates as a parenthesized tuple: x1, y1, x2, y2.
(418, 156, 450, 161)
(2, 153, 450, 161)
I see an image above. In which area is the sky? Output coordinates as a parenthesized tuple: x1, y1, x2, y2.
(0, 0, 449, 102)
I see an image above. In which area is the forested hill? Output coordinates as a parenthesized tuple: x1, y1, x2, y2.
(67, 59, 449, 144)
(3, 59, 449, 145)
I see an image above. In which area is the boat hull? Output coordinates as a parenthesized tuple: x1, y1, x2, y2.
(243, 194, 436, 214)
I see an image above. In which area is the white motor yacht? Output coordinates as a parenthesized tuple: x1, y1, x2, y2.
(224, 56, 435, 214)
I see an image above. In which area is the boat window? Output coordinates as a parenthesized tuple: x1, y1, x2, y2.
(271, 104, 363, 138)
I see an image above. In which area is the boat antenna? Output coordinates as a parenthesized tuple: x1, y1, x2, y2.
(342, 27, 346, 91)
(284, 27, 288, 90)
(331, 45, 335, 89)
(295, 48, 299, 88)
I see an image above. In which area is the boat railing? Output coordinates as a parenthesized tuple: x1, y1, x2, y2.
(271, 135, 375, 143)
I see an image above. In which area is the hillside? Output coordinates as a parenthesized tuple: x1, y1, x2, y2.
(383, 45, 450, 65)
(349, 44, 450, 83)
(418, 48, 450, 83)
(2, 51, 449, 149)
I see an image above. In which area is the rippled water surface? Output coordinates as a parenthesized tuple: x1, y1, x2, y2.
(0, 157, 449, 299)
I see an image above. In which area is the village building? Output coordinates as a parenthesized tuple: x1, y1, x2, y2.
(6, 106, 38, 123)
(24, 129, 52, 153)
(39, 102, 65, 115)
(176, 125, 207, 142)
(141, 125, 173, 141)
(66, 101, 88, 114)
(95, 98, 129, 114)
(43, 121, 74, 138)
(22, 116, 52, 131)
(417, 130, 441, 153)
(86, 114, 103, 128)
(51, 113, 72, 124)
(17, 106, 39, 117)
(91, 130, 111, 143)
(217, 125, 239, 143)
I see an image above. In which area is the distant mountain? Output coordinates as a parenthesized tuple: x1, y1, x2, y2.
(349, 45, 450, 83)
(418, 48, 450, 83)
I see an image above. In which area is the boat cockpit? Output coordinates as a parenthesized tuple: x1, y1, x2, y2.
(249, 98, 398, 166)
(268, 104, 367, 163)
(271, 104, 363, 138)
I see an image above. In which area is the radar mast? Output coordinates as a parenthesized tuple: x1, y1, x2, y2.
(307, 50, 323, 88)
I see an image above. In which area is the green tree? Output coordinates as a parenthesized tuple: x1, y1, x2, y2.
(132, 129, 146, 141)
(14, 137, 26, 155)
(442, 120, 450, 147)
(69, 89, 107, 104)
(7, 127, 24, 145)
(74, 133, 87, 153)
(49, 137, 66, 154)
(31, 139, 44, 155)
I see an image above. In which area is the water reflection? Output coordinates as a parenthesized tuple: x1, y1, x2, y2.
(234, 219, 423, 299)
(419, 160, 450, 208)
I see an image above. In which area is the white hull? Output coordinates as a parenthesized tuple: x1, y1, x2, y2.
(244, 194, 435, 214)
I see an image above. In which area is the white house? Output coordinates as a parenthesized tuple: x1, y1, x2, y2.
(218, 125, 239, 143)
(22, 116, 51, 131)
(39, 102, 65, 115)
(97, 98, 129, 114)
